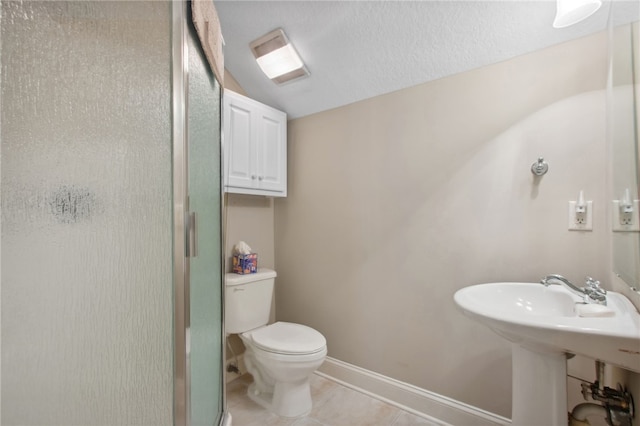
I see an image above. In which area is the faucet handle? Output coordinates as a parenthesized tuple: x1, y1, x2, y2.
(584, 277, 607, 305)
(585, 277, 604, 291)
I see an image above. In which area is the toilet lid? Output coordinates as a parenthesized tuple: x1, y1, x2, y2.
(247, 322, 326, 355)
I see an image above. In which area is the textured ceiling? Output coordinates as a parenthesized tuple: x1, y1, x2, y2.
(215, 0, 639, 119)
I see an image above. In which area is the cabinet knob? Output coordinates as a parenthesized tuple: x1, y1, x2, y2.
(258, 176, 263, 181)
(251, 175, 256, 180)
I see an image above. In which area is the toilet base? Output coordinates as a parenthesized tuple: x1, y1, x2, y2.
(247, 379, 312, 418)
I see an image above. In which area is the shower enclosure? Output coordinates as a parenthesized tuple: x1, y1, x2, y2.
(1, 1, 225, 424)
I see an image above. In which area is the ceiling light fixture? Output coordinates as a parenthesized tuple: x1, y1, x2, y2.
(250, 28, 309, 84)
(553, 0, 602, 28)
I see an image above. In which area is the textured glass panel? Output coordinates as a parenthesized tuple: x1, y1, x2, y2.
(1, 2, 173, 425)
(186, 6, 224, 425)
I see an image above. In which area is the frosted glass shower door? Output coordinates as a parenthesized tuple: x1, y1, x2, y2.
(184, 5, 224, 425)
(0, 1, 227, 425)
(1, 1, 174, 424)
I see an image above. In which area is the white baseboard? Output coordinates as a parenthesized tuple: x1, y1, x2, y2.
(317, 357, 511, 426)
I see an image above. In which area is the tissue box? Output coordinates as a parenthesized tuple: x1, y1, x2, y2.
(232, 253, 258, 274)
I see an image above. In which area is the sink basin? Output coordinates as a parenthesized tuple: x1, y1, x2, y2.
(454, 282, 640, 426)
(454, 282, 640, 371)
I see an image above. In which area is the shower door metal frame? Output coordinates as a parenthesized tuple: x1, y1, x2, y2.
(172, 1, 228, 425)
(172, 0, 190, 424)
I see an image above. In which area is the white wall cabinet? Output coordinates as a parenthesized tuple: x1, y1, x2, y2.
(223, 90, 287, 197)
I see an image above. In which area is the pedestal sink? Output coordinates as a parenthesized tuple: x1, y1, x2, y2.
(454, 282, 640, 426)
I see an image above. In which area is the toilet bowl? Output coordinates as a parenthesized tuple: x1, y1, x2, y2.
(240, 321, 327, 417)
(225, 269, 327, 418)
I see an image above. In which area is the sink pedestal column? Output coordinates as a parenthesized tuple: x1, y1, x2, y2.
(512, 344, 567, 426)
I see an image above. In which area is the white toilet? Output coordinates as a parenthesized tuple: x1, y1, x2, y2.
(225, 268, 327, 418)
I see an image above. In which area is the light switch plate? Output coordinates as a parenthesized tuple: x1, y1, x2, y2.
(612, 200, 640, 232)
(568, 201, 593, 231)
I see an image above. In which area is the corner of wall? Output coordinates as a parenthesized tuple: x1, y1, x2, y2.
(223, 68, 247, 96)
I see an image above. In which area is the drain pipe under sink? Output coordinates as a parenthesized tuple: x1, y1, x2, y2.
(569, 360, 635, 426)
(569, 403, 609, 426)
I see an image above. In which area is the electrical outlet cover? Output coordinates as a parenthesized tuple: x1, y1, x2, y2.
(568, 201, 593, 231)
(611, 200, 640, 232)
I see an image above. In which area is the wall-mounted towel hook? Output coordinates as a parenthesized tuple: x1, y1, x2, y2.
(531, 157, 549, 176)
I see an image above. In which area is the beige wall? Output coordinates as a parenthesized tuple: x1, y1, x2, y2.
(223, 68, 247, 96)
(274, 32, 611, 417)
(224, 194, 275, 272)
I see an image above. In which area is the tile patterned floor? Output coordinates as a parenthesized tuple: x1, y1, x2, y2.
(227, 373, 442, 426)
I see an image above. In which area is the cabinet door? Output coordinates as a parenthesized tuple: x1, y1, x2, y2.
(224, 92, 256, 190)
(256, 106, 287, 195)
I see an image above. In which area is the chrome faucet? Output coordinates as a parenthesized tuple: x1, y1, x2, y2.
(540, 274, 607, 305)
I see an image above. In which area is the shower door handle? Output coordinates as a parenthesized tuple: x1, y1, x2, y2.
(186, 211, 197, 258)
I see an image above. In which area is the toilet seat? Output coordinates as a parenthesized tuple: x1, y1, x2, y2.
(244, 322, 326, 355)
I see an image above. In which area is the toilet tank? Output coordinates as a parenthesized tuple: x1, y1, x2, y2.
(225, 268, 277, 334)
